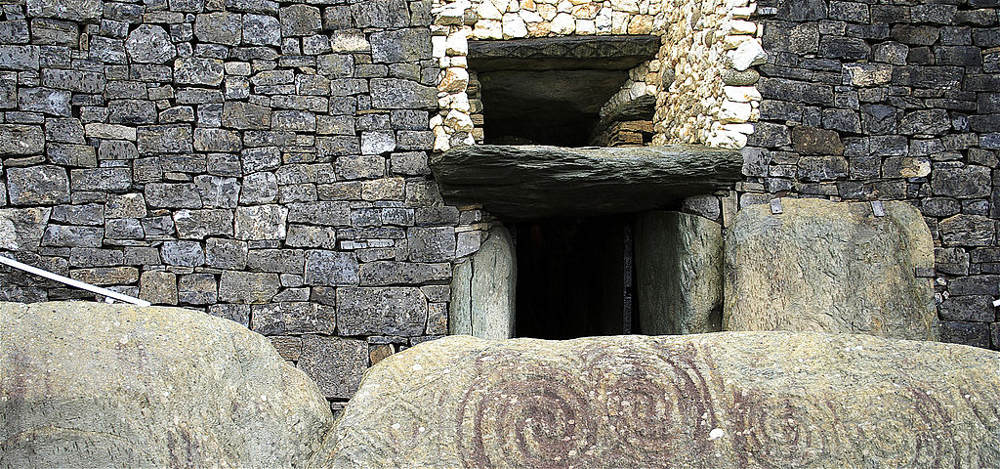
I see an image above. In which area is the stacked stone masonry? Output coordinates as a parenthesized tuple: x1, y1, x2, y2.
(429, 0, 766, 150)
(0, 0, 483, 407)
(0, 0, 998, 415)
(741, 0, 1000, 349)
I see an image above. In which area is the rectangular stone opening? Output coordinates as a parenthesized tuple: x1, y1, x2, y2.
(513, 215, 636, 339)
(467, 36, 660, 147)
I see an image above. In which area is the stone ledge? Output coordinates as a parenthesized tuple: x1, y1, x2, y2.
(429, 144, 741, 220)
(468, 35, 661, 71)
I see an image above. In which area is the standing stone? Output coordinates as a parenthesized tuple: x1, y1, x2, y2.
(636, 211, 723, 335)
(297, 335, 367, 399)
(6, 166, 70, 205)
(336, 286, 427, 336)
(0, 302, 333, 468)
(450, 226, 516, 340)
(724, 198, 937, 340)
(125, 25, 176, 64)
(309, 333, 1000, 468)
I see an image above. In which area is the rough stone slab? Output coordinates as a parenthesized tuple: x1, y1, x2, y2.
(450, 226, 515, 340)
(0, 302, 333, 468)
(309, 333, 1000, 468)
(636, 211, 722, 335)
(468, 35, 661, 71)
(336, 286, 427, 336)
(724, 198, 937, 340)
(430, 145, 742, 220)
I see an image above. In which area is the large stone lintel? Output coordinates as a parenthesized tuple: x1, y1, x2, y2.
(468, 35, 661, 71)
(429, 145, 742, 220)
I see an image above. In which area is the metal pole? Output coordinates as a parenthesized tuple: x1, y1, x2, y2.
(0, 254, 151, 307)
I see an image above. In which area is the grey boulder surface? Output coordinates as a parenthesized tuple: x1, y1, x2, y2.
(724, 198, 938, 340)
(309, 333, 1000, 468)
(0, 301, 334, 468)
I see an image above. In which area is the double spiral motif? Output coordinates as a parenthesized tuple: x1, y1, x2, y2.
(456, 349, 596, 468)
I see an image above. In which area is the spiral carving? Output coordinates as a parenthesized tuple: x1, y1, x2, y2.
(456, 350, 597, 469)
(731, 391, 846, 468)
(583, 342, 719, 464)
(848, 387, 956, 468)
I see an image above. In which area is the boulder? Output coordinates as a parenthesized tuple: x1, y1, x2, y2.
(310, 333, 1000, 468)
(724, 198, 937, 340)
(635, 211, 722, 334)
(1, 302, 334, 468)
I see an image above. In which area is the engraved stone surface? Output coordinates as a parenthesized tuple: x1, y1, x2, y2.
(0, 302, 333, 468)
(724, 198, 938, 340)
(309, 333, 1000, 467)
(636, 211, 723, 334)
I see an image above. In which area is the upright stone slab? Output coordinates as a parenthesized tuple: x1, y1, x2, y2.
(635, 211, 723, 335)
(309, 333, 1000, 467)
(450, 226, 516, 339)
(724, 198, 937, 340)
(0, 302, 334, 468)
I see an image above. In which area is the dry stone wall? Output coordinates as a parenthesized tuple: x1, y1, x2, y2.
(429, 0, 765, 151)
(0, 0, 483, 407)
(739, 0, 1000, 349)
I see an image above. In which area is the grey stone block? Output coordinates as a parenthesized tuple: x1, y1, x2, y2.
(251, 302, 335, 335)
(205, 238, 249, 270)
(336, 286, 427, 336)
(297, 335, 366, 399)
(162, 240, 205, 267)
(304, 250, 358, 285)
(6, 165, 69, 205)
(218, 270, 280, 304)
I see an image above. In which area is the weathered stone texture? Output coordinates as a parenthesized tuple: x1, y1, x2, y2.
(636, 211, 723, 335)
(450, 226, 515, 340)
(310, 333, 1000, 467)
(0, 302, 333, 468)
(749, 0, 1000, 348)
(725, 198, 937, 340)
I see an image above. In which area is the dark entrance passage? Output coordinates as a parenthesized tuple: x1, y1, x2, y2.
(514, 216, 636, 339)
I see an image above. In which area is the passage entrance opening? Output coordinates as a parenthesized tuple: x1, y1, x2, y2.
(514, 215, 638, 339)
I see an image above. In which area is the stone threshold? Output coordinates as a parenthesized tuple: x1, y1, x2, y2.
(429, 144, 742, 220)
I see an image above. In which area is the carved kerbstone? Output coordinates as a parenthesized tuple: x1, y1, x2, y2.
(310, 333, 1000, 467)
